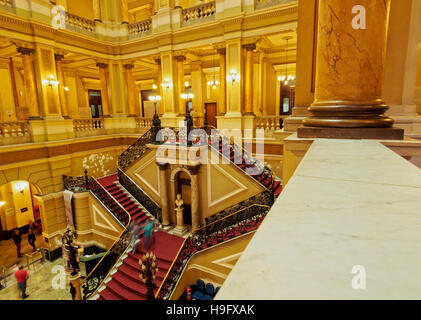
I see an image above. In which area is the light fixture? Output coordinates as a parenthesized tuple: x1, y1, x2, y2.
(14, 181, 27, 195)
(181, 93, 194, 100)
(208, 50, 220, 90)
(0, 201, 5, 207)
(280, 36, 294, 87)
(64, 86, 69, 91)
(161, 78, 172, 89)
(227, 69, 240, 84)
(42, 74, 59, 87)
(149, 95, 162, 102)
(184, 81, 189, 88)
(152, 84, 157, 90)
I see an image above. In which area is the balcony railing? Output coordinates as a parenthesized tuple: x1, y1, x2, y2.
(0, 121, 31, 145)
(255, 115, 283, 138)
(182, 1, 216, 26)
(128, 19, 152, 39)
(135, 117, 153, 128)
(65, 12, 95, 33)
(255, 0, 293, 10)
(0, 0, 15, 13)
(73, 118, 105, 137)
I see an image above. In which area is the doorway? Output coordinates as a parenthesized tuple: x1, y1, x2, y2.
(88, 90, 103, 118)
(205, 103, 217, 128)
(279, 84, 295, 115)
(175, 171, 192, 227)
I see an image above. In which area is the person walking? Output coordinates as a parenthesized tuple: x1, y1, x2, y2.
(13, 229, 23, 258)
(129, 222, 141, 251)
(28, 228, 36, 252)
(142, 219, 154, 252)
(14, 265, 29, 299)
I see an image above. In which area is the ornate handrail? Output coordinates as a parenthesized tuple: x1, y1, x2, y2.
(0, 121, 31, 138)
(118, 169, 161, 222)
(155, 202, 270, 299)
(63, 175, 87, 193)
(135, 117, 153, 128)
(65, 12, 95, 32)
(118, 129, 154, 171)
(128, 19, 152, 38)
(182, 1, 216, 26)
(73, 118, 105, 132)
(80, 177, 132, 299)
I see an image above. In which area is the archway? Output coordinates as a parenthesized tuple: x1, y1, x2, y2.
(0, 180, 43, 266)
(174, 170, 192, 227)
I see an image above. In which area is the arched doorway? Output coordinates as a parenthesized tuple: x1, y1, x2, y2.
(0, 180, 42, 248)
(174, 170, 192, 227)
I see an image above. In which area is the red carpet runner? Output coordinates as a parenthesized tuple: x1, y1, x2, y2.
(96, 175, 185, 300)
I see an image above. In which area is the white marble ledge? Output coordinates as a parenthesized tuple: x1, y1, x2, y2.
(216, 139, 421, 300)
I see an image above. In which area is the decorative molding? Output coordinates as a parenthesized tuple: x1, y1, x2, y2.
(134, 156, 160, 197)
(92, 203, 120, 233)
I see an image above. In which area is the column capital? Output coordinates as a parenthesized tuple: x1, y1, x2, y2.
(157, 163, 170, 170)
(154, 58, 161, 65)
(217, 48, 226, 55)
(54, 53, 65, 61)
(175, 55, 186, 62)
(191, 61, 202, 72)
(17, 47, 35, 55)
(123, 64, 134, 70)
(96, 62, 108, 69)
(243, 43, 257, 52)
(185, 165, 200, 175)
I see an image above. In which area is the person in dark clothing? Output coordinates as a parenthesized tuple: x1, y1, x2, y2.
(27, 228, 36, 252)
(69, 283, 76, 300)
(13, 229, 23, 258)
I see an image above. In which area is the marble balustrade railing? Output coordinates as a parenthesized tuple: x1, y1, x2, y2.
(73, 118, 105, 133)
(0, 0, 12, 7)
(135, 117, 153, 128)
(255, 0, 292, 10)
(128, 19, 152, 38)
(65, 12, 95, 33)
(0, 121, 31, 138)
(255, 116, 282, 137)
(182, 1, 216, 26)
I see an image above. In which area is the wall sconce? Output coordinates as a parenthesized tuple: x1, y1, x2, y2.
(184, 81, 189, 88)
(152, 84, 157, 90)
(42, 74, 59, 87)
(64, 86, 69, 91)
(0, 201, 5, 207)
(161, 78, 173, 89)
(14, 181, 27, 195)
(181, 93, 194, 100)
(227, 69, 240, 84)
(207, 80, 220, 90)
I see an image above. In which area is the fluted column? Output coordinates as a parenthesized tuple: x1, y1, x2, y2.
(191, 61, 204, 123)
(97, 63, 110, 117)
(17, 47, 40, 119)
(175, 56, 186, 115)
(93, 0, 102, 22)
(158, 164, 170, 226)
(243, 44, 256, 115)
(217, 48, 227, 115)
(55, 54, 69, 118)
(124, 64, 137, 116)
(190, 167, 200, 232)
(299, 0, 403, 140)
(121, 0, 129, 24)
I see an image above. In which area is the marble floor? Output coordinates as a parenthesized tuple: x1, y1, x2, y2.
(0, 233, 44, 269)
(0, 258, 72, 300)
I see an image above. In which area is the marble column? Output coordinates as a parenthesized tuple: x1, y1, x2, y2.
(191, 61, 204, 124)
(121, 0, 130, 24)
(158, 164, 170, 226)
(175, 56, 186, 115)
(97, 63, 110, 117)
(190, 168, 200, 232)
(17, 47, 40, 119)
(124, 64, 137, 116)
(93, 0, 102, 22)
(299, 0, 403, 140)
(55, 54, 69, 118)
(243, 44, 256, 115)
(155, 58, 163, 114)
(218, 48, 227, 115)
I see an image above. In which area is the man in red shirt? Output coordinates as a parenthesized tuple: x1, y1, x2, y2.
(14, 265, 29, 299)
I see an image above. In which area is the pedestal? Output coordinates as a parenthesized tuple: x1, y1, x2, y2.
(297, 126, 404, 140)
(69, 272, 82, 300)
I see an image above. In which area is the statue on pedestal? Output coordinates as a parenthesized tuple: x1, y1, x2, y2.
(173, 194, 188, 236)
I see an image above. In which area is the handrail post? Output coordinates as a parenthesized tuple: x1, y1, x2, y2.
(84, 169, 89, 190)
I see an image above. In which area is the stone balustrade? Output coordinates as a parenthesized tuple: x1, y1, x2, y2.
(73, 118, 105, 137)
(128, 19, 152, 38)
(0, 0, 12, 7)
(65, 12, 95, 33)
(255, 0, 290, 10)
(182, 1, 216, 26)
(255, 116, 283, 137)
(135, 117, 153, 128)
(0, 121, 31, 145)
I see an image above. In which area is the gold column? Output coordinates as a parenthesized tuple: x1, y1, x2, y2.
(243, 44, 256, 115)
(299, 0, 403, 139)
(124, 64, 137, 116)
(175, 56, 185, 115)
(217, 48, 227, 115)
(155, 58, 163, 115)
(54, 54, 69, 118)
(93, 0, 102, 22)
(191, 61, 204, 121)
(96, 63, 110, 117)
(121, 0, 129, 24)
(158, 164, 170, 226)
(17, 47, 40, 119)
(190, 168, 200, 232)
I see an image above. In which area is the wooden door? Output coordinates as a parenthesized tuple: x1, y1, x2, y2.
(205, 103, 217, 128)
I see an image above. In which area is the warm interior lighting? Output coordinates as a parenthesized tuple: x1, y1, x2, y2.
(227, 69, 240, 84)
(0, 201, 5, 207)
(185, 81, 189, 87)
(161, 78, 172, 89)
(152, 84, 157, 90)
(149, 95, 162, 102)
(43, 75, 59, 87)
(14, 181, 27, 194)
(64, 86, 69, 91)
(181, 93, 194, 100)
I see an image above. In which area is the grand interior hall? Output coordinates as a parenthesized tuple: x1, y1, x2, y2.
(0, 0, 420, 302)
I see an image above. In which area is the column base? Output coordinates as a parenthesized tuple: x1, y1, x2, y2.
(172, 224, 189, 237)
(297, 126, 404, 140)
